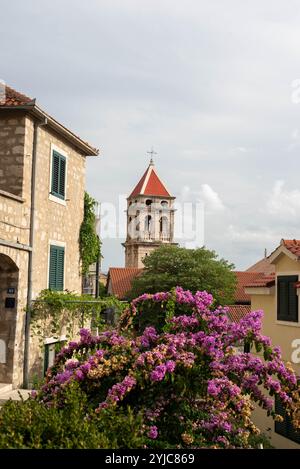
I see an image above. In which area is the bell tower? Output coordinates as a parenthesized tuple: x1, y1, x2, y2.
(123, 153, 176, 268)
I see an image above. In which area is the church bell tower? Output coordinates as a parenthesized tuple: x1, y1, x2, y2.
(123, 153, 176, 268)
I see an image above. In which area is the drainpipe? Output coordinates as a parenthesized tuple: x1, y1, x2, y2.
(23, 116, 47, 388)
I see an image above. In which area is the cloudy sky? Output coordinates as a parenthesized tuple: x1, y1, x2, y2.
(2, 0, 300, 271)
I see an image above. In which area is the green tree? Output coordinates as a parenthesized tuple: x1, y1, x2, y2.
(79, 192, 101, 275)
(128, 245, 236, 305)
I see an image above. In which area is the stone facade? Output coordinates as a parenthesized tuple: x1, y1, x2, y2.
(0, 106, 97, 387)
(0, 112, 27, 198)
(123, 162, 177, 269)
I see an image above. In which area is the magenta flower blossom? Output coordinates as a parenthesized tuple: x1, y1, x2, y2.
(150, 365, 167, 382)
(35, 287, 300, 449)
(165, 360, 176, 373)
(148, 426, 158, 439)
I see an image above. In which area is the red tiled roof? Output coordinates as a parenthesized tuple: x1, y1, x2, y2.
(0, 84, 98, 156)
(234, 271, 262, 303)
(108, 267, 142, 299)
(130, 163, 171, 198)
(0, 85, 34, 107)
(227, 304, 251, 323)
(281, 239, 300, 258)
(246, 256, 275, 275)
(245, 274, 275, 288)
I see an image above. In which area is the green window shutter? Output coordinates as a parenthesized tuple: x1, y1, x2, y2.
(288, 279, 298, 321)
(275, 395, 300, 444)
(49, 245, 58, 290)
(56, 247, 65, 291)
(51, 151, 66, 199)
(43, 344, 50, 376)
(49, 245, 65, 291)
(59, 156, 66, 198)
(277, 276, 298, 322)
(51, 152, 60, 196)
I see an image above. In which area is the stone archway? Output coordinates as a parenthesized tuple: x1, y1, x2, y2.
(0, 253, 19, 383)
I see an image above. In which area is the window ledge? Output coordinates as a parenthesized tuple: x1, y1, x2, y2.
(49, 193, 66, 206)
(276, 320, 300, 328)
(0, 189, 25, 203)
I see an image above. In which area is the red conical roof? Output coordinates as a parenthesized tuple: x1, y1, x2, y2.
(129, 162, 171, 198)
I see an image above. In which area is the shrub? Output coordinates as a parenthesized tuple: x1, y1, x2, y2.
(29, 287, 300, 449)
(0, 384, 144, 449)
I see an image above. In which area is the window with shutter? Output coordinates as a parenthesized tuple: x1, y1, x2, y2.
(275, 395, 300, 444)
(49, 245, 65, 291)
(51, 150, 66, 199)
(277, 275, 298, 322)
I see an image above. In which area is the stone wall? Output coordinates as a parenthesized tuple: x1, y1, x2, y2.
(0, 111, 27, 197)
(23, 116, 86, 381)
(24, 116, 86, 299)
(0, 192, 30, 245)
(125, 242, 158, 268)
(0, 112, 88, 386)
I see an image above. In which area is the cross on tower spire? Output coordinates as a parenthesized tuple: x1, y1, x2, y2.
(147, 147, 157, 165)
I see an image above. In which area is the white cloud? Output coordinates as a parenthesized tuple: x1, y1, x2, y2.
(267, 180, 300, 217)
(225, 225, 278, 244)
(201, 184, 225, 211)
(4, 0, 300, 271)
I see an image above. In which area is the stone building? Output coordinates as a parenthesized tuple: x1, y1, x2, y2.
(0, 85, 98, 387)
(107, 157, 177, 296)
(123, 157, 177, 269)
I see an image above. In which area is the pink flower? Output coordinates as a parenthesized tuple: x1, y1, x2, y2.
(148, 426, 158, 439)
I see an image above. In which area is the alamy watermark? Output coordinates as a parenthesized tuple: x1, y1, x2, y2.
(98, 195, 204, 248)
(291, 338, 300, 364)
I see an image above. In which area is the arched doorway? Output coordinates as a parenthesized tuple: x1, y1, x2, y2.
(0, 254, 19, 383)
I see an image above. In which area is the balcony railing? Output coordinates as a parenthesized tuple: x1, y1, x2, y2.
(137, 232, 171, 242)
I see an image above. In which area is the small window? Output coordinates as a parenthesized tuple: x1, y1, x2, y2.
(51, 150, 66, 200)
(275, 395, 300, 444)
(161, 201, 168, 208)
(277, 276, 298, 322)
(145, 199, 152, 206)
(49, 245, 65, 291)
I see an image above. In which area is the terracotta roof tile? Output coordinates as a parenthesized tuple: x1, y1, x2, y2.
(227, 304, 251, 323)
(245, 274, 275, 288)
(0, 84, 98, 155)
(234, 271, 262, 303)
(246, 256, 275, 275)
(108, 267, 142, 299)
(0, 85, 34, 107)
(281, 239, 300, 258)
(130, 163, 171, 198)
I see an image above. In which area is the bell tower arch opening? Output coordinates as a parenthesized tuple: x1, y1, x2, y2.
(123, 154, 177, 268)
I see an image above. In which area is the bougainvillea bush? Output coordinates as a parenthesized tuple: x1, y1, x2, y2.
(32, 287, 300, 449)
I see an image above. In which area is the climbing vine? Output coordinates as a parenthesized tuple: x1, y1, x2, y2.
(79, 192, 101, 275)
(30, 289, 127, 345)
